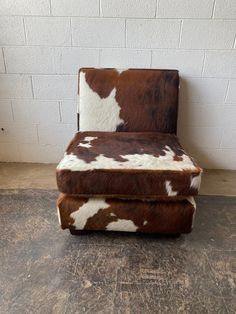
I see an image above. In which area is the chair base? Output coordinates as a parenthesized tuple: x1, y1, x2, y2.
(69, 228, 181, 237)
(57, 194, 196, 235)
(69, 229, 91, 235)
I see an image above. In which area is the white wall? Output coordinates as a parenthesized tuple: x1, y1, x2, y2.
(0, 0, 236, 168)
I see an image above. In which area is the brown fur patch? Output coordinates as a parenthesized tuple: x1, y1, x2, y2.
(58, 194, 195, 234)
(78, 68, 179, 133)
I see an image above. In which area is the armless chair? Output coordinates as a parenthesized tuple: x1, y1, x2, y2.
(56, 68, 202, 235)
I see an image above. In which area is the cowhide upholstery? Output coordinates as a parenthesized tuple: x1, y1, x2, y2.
(56, 67, 202, 235)
(78, 68, 179, 133)
(56, 131, 202, 197)
(57, 194, 196, 234)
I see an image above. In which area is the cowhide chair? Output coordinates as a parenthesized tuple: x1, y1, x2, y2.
(56, 68, 202, 235)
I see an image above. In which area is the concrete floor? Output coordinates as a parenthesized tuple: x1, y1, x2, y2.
(1, 190, 235, 313)
(0, 162, 236, 195)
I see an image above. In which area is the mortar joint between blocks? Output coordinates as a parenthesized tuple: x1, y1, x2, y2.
(1, 48, 7, 73)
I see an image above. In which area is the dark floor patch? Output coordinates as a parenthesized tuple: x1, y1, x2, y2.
(0, 190, 235, 314)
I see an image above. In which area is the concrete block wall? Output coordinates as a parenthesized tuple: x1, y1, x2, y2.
(0, 0, 236, 168)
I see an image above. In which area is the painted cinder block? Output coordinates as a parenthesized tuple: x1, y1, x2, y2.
(51, 0, 99, 17)
(180, 78, 228, 104)
(214, 0, 236, 19)
(72, 18, 125, 47)
(101, 0, 157, 18)
(178, 126, 223, 149)
(178, 104, 224, 127)
(32, 75, 77, 100)
(4, 47, 55, 74)
(0, 0, 235, 168)
(60, 101, 77, 124)
(152, 50, 204, 77)
(0, 75, 33, 99)
(180, 20, 236, 49)
(24, 17, 71, 46)
(0, 17, 25, 45)
(0, 123, 38, 144)
(19, 143, 64, 163)
(226, 80, 236, 103)
(12, 100, 60, 124)
(37, 123, 76, 145)
(0, 100, 13, 122)
(222, 105, 236, 127)
(53, 47, 100, 74)
(221, 129, 236, 149)
(0, 0, 50, 15)
(100, 49, 151, 68)
(201, 149, 236, 169)
(0, 49, 5, 73)
(126, 19, 181, 48)
(4, 47, 100, 75)
(203, 51, 236, 78)
(158, 0, 214, 18)
(0, 143, 20, 162)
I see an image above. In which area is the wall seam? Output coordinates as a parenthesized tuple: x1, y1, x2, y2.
(69, 18, 73, 46)
(30, 75, 35, 99)
(178, 19, 183, 48)
(1, 48, 7, 73)
(49, 0, 52, 15)
(211, 0, 216, 19)
(22, 17, 27, 45)
(58, 101, 62, 122)
(201, 51, 206, 76)
(155, 0, 159, 18)
(124, 19, 127, 48)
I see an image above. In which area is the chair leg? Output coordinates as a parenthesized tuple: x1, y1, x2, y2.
(69, 229, 90, 235)
(171, 233, 181, 238)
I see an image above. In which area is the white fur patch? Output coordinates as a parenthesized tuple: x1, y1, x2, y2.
(70, 198, 109, 230)
(79, 72, 124, 131)
(186, 196, 196, 209)
(116, 68, 128, 74)
(165, 180, 178, 196)
(190, 173, 202, 191)
(78, 136, 98, 148)
(106, 219, 138, 232)
(57, 145, 198, 172)
(186, 196, 197, 228)
(57, 206, 61, 226)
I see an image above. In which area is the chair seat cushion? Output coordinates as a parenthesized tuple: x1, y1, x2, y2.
(57, 194, 196, 234)
(56, 132, 202, 197)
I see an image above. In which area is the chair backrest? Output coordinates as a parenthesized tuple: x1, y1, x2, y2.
(78, 68, 179, 133)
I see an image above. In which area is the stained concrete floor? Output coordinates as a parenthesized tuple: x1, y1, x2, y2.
(0, 163, 236, 313)
(0, 162, 236, 196)
(0, 190, 235, 313)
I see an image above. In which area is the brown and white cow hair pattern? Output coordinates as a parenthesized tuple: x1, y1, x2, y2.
(57, 206, 61, 226)
(79, 71, 124, 131)
(70, 198, 110, 229)
(186, 196, 197, 228)
(190, 173, 202, 191)
(106, 219, 138, 232)
(58, 145, 198, 172)
(165, 180, 178, 196)
(78, 136, 98, 148)
(78, 68, 179, 133)
(70, 198, 138, 232)
(58, 132, 200, 172)
(57, 132, 202, 196)
(57, 195, 196, 233)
